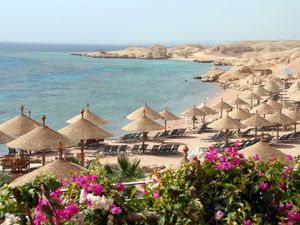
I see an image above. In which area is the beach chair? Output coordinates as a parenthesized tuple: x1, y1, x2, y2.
(110, 146, 119, 155)
(131, 145, 141, 153)
(167, 129, 179, 137)
(14, 158, 30, 172)
(153, 132, 161, 139)
(119, 145, 127, 153)
(2, 156, 14, 172)
(150, 145, 160, 154)
(177, 128, 187, 136)
(8, 148, 17, 154)
(159, 131, 169, 138)
(171, 144, 180, 153)
(103, 145, 112, 155)
(238, 128, 252, 136)
(158, 145, 167, 154)
(139, 144, 148, 153)
(165, 145, 173, 154)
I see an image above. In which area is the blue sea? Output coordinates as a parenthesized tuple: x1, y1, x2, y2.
(0, 43, 221, 154)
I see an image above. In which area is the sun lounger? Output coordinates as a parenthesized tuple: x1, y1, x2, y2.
(119, 145, 127, 153)
(131, 145, 140, 153)
(153, 132, 161, 139)
(171, 144, 180, 153)
(158, 145, 166, 154)
(110, 146, 119, 155)
(150, 145, 160, 153)
(103, 145, 112, 155)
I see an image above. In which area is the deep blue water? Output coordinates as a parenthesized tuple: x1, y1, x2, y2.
(0, 43, 221, 154)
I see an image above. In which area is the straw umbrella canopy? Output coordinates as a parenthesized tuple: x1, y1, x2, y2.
(253, 85, 269, 97)
(0, 131, 14, 144)
(7, 115, 76, 165)
(9, 159, 86, 188)
(209, 115, 246, 143)
(122, 113, 164, 152)
(250, 102, 274, 117)
(127, 102, 162, 120)
(181, 105, 206, 129)
(264, 81, 281, 93)
(67, 104, 108, 125)
(198, 102, 216, 126)
(230, 95, 249, 109)
(59, 109, 113, 166)
(240, 140, 288, 162)
(159, 106, 180, 131)
(243, 91, 260, 109)
(228, 108, 252, 121)
(211, 98, 233, 118)
(267, 99, 283, 111)
(242, 114, 273, 137)
(279, 100, 294, 109)
(266, 111, 295, 140)
(0, 105, 40, 138)
(283, 109, 300, 134)
(289, 91, 300, 102)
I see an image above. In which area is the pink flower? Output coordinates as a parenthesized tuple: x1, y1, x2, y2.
(287, 154, 293, 161)
(216, 162, 232, 171)
(243, 219, 252, 225)
(215, 211, 224, 220)
(110, 204, 122, 215)
(91, 183, 103, 195)
(70, 175, 77, 182)
(192, 156, 200, 162)
(257, 170, 264, 177)
(204, 148, 218, 162)
(231, 158, 240, 166)
(283, 166, 294, 177)
(285, 202, 293, 209)
(238, 153, 245, 159)
(259, 182, 269, 190)
(153, 190, 160, 198)
(116, 182, 125, 192)
(153, 179, 158, 183)
(234, 140, 240, 147)
(278, 183, 286, 191)
(65, 203, 79, 219)
(252, 154, 260, 161)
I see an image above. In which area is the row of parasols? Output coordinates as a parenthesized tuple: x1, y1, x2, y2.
(0, 79, 299, 166)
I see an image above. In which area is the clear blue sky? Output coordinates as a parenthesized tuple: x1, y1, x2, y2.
(0, 0, 299, 45)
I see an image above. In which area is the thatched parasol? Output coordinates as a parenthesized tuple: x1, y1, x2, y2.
(267, 99, 283, 111)
(242, 113, 273, 137)
(0, 131, 14, 144)
(264, 81, 280, 93)
(250, 102, 274, 117)
(67, 104, 108, 125)
(198, 102, 217, 126)
(230, 95, 249, 109)
(127, 102, 162, 120)
(283, 109, 300, 134)
(228, 108, 252, 120)
(211, 98, 233, 118)
(253, 85, 269, 97)
(181, 105, 206, 129)
(7, 115, 76, 165)
(266, 111, 295, 140)
(159, 106, 180, 131)
(0, 105, 40, 138)
(243, 91, 260, 109)
(279, 100, 294, 109)
(59, 109, 113, 165)
(209, 115, 245, 143)
(240, 140, 287, 162)
(9, 159, 86, 188)
(122, 112, 164, 152)
(289, 91, 300, 102)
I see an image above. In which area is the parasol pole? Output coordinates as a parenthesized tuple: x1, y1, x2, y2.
(41, 115, 46, 166)
(80, 109, 85, 166)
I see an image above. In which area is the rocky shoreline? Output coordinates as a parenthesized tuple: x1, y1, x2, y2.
(73, 41, 300, 88)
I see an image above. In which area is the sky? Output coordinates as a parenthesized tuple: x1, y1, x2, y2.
(0, 0, 300, 45)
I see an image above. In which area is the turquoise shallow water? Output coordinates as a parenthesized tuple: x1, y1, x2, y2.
(0, 49, 220, 154)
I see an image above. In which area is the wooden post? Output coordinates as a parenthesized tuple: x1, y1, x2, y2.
(164, 120, 167, 132)
(42, 150, 45, 166)
(277, 123, 280, 141)
(80, 139, 84, 166)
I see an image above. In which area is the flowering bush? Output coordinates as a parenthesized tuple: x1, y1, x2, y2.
(0, 142, 299, 225)
(149, 143, 300, 224)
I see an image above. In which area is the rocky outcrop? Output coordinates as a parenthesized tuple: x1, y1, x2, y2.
(142, 45, 168, 59)
(195, 67, 225, 82)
